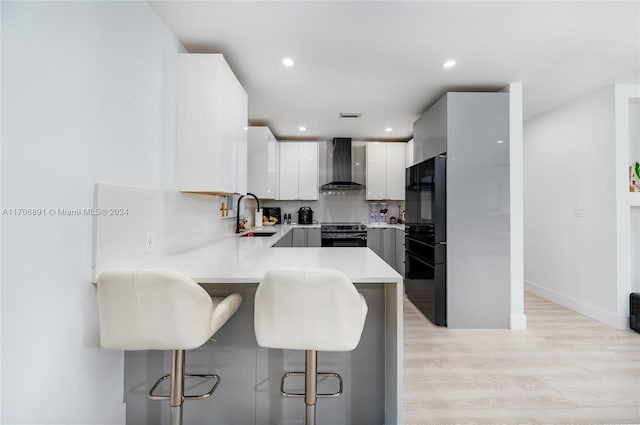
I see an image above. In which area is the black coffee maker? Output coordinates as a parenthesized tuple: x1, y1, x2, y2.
(297, 207, 313, 224)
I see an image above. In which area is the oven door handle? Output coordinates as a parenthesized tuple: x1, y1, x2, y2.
(405, 251, 435, 269)
(321, 234, 367, 240)
(405, 236, 434, 248)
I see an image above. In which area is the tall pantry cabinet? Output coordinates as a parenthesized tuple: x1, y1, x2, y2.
(413, 92, 511, 329)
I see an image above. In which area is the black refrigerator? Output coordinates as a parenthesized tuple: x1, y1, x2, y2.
(404, 154, 447, 326)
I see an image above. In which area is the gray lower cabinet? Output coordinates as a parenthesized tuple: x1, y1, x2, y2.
(395, 228, 404, 277)
(367, 228, 383, 258)
(272, 229, 293, 247)
(292, 228, 306, 247)
(367, 228, 396, 269)
(291, 227, 321, 247)
(382, 228, 395, 268)
(368, 227, 405, 275)
(307, 228, 321, 247)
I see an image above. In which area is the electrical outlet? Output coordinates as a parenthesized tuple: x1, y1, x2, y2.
(145, 233, 154, 254)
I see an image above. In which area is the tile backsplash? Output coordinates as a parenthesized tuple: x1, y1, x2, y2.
(252, 192, 404, 225)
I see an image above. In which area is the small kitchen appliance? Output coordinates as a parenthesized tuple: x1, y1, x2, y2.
(297, 207, 313, 225)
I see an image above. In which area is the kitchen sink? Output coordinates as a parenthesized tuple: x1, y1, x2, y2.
(240, 232, 276, 237)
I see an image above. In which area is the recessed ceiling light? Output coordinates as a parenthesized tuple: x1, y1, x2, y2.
(282, 57, 294, 67)
(385, 127, 393, 132)
(496, 140, 504, 144)
(443, 59, 456, 68)
(298, 126, 306, 131)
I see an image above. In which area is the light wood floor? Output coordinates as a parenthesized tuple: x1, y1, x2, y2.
(403, 292, 640, 425)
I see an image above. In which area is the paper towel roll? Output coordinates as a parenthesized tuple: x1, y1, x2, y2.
(254, 209, 263, 228)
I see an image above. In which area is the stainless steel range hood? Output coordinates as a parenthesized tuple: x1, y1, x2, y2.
(321, 137, 363, 191)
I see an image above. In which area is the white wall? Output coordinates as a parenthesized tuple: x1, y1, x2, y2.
(524, 87, 621, 326)
(1, 2, 183, 423)
(0, 2, 4, 412)
(632, 208, 640, 292)
(628, 101, 640, 292)
(630, 102, 640, 163)
(614, 85, 640, 320)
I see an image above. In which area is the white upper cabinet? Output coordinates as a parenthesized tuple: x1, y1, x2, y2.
(366, 142, 405, 200)
(278, 142, 319, 200)
(385, 142, 406, 200)
(247, 126, 279, 199)
(176, 54, 248, 194)
(278, 143, 299, 200)
(298, 142, 319, 200)
(366, 143, 387, 200)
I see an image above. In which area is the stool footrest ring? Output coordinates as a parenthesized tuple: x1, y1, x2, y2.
(280, 371, 343, 398)
(148, 373, 221, 401)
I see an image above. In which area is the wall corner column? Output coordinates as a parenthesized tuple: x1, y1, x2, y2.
(504, 83, 526, 330)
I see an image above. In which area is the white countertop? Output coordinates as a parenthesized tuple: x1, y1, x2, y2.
(96, 223, 401, 285)
(255, 222, 404, 230)
(366, 223, 405, 230)
(253, 223, 321, 229)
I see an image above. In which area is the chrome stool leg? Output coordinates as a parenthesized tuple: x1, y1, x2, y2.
(148, 349, 222, 425)
(170, 405, 183, 425)
(305, 404, 316, 425)
(305, 350, 317, 425)
(280, 350, 344, 425)
(170, 350, 185, 425)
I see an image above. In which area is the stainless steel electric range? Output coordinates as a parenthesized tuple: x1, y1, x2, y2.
(320, 222, 367, 247)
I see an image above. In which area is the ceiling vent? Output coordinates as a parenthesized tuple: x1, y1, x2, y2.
(339, 112, 362, 119)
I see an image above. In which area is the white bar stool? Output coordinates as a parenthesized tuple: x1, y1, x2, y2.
(97, 270, 242, 425)
(254, 269, 368, 425)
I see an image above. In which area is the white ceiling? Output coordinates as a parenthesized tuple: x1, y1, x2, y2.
(149, 1, 640, 142)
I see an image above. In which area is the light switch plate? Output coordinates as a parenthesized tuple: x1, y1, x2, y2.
(574, 208, 585, 218)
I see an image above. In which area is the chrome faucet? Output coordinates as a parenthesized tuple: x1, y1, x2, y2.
(236, 192, 261, 233)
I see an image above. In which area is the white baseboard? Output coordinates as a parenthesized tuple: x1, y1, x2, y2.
(510, 314, 527, 330)
(524, 280, 628, 330)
